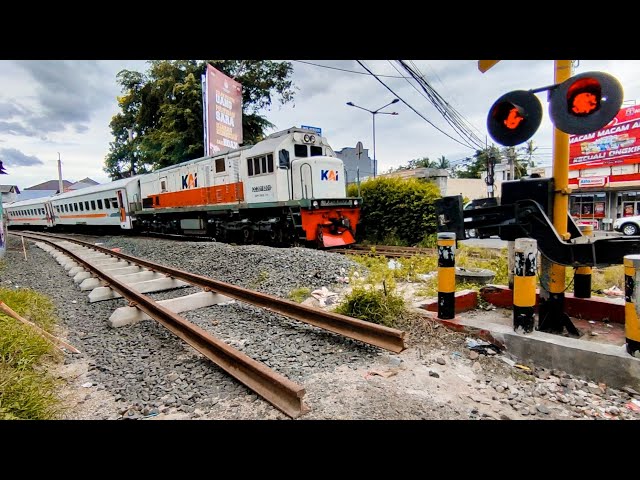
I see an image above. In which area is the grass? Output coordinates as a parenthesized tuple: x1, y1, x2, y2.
(249, 270, 270, 289)
(0, 287, 65, 420)
(334, 283, 406, 328)
(288, 287, 311, 303)
(337, 243, 627, 323)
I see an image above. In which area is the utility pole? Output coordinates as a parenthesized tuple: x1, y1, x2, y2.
(538, 59, 578, 335)
(57, 152, 63, 194)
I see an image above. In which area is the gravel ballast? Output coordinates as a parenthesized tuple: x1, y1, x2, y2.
(3, 232, 640, 421)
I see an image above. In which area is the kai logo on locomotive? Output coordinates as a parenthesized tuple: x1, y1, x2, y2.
(181, 173, 198, 189)
(321, 170, 339, 181)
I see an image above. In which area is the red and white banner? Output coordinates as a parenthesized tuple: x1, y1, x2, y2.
(569, 105, 640, 170)
(202, 64, 243, 156)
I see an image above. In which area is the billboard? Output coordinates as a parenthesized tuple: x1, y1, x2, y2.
(202, 64, 243, 156)
(569, 105, 640, 170)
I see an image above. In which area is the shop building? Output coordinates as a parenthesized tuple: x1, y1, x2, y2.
(566, 104, 640, 231)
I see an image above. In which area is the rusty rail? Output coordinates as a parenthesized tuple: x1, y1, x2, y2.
(331, 244, 436, 258)
(17, 231, 406, 353)
(11, 232, 308, 418)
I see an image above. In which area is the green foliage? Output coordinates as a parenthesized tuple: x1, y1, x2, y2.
(0, 288, 58, 333)
(334, 285, 406, 327)
(288, 287, 311, 303)
(355, 176, 442, 245)
(0, 288, 63, 420)
(392, 155, 450, 172)
(0, 363, 61, 420)
(416, 233, 438, 248)
(249, 270, 269, 289)
(105, 60, 296, 179)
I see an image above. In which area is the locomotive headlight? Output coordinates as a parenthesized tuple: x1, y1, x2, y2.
(353, 200, 359, 206)
(312, 200, 319, 208)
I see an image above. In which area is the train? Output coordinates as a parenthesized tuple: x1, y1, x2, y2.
(4, 127, 361, 248)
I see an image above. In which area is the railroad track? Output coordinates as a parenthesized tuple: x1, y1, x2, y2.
(330, 244, 436, 258)
(10, 231, 406, 418)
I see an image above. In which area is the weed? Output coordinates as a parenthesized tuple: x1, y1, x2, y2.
(0, 287, 64, 419)
(288, 287, 311, 303)
(334, 284, 406, 328)
(250, 270, 270, 289)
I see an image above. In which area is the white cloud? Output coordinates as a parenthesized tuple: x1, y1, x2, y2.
(1, 59, 639, 189)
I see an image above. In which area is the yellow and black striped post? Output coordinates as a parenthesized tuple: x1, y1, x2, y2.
(437, 232, 456, 320)
(574, 224, 593, 298)
(513, 238, 537, 333)
(624, 255, 640, 357)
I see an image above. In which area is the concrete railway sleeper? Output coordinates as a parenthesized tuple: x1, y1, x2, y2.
(11, 231, 407, 418)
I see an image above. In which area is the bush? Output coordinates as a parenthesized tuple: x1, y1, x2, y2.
(348, 176, 441, 245)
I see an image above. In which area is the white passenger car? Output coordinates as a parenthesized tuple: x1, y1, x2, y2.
(5, 197, 55, 228)
(49, 177, 141, 230)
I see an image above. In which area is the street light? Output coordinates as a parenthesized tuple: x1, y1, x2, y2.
(346, 98, 399, 178)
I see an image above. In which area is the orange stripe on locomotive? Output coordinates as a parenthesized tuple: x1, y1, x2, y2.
(147, 182, 244, 208)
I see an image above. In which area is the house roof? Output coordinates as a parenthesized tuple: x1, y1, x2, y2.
(68, 181, 96, 190)
(75, 177, 99, 185)
(13, 190, 58, 202)
(26, 179, 73, 191)
(0, 185, 19, 194)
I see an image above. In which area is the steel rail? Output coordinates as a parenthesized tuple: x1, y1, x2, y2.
(17, 231, 407, 353)
(12, 232, 308, 418)
(331, 245, 436, 258)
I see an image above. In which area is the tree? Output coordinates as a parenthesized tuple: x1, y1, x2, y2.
(393, 157, 436, 171)
(436, 155, 450, 169)
(104, 60, 296, 179)
(456, 146, 500, 179)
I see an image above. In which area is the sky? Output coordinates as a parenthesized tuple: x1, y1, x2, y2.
(2, 59, 640, 190)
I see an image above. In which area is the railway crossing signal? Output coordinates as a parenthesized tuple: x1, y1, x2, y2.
(549, 71, 624, 135)
(487, 90, 543, 147)
(487, 71, 624, 146)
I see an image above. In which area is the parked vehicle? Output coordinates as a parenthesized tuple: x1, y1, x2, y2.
(613, 215, 640, 236)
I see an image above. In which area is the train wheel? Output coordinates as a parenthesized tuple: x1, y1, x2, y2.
(242, 227, 254, 244)
(268, 228, 284, 246)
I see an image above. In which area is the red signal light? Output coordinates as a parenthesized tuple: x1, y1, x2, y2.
(549, 71, 623, 135)
(504, 107, 525, 129)
(487, 90, 542, 147)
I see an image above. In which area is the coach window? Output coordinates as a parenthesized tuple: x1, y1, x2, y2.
(261, 156, 267, 173)
(215, 158, 225, 173)
(160, 178, 167, 192)
(294, 144, 308, 157)
(85, 201, 89, 210)
(310, 146, 323, 156)
(254, 157, 261, 175)
(111, 198, 118, 208)
(267, 154, 274, 173)
(247, 158, 254, 176)
(104, 198, 110, 209)
(79, 202, 84, 211)
(91, 200, 96, 210)
(97, 199, 103, 209)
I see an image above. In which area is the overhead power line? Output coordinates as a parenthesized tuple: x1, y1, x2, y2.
(395, 60, 485, 150)
(291, 60, 410, 79)
(356, 60, 477, 151)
